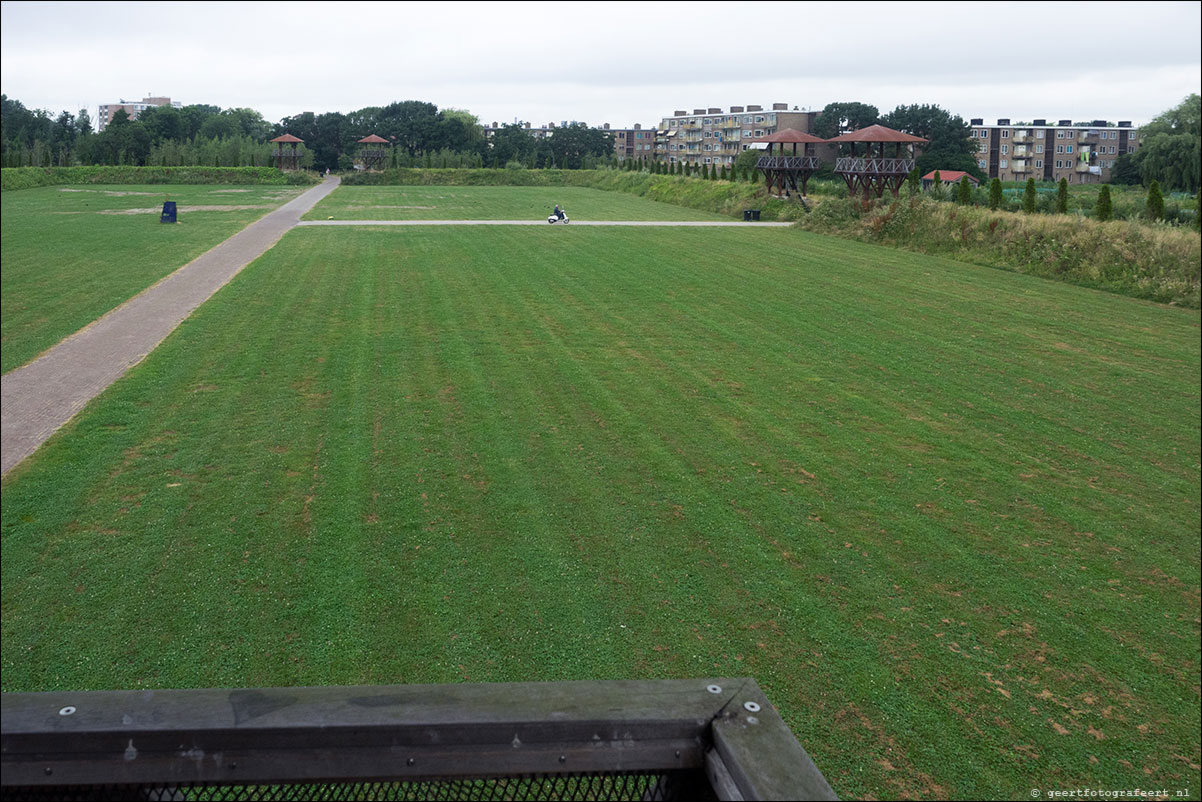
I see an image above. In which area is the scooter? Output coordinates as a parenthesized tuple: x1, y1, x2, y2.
(547, 212, 570, 224)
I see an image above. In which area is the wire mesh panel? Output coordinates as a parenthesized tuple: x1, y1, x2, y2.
(2, 770, 712, 802)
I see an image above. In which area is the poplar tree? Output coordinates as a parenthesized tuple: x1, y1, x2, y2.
(1056, 178, 1068, 214)
(1022, 178, 1037, 213)
(1096, 185, 1113, 221)
(988, 178, 1002, 210)
(1146, 180, 1165, 221)
(957, 176, 972, 205)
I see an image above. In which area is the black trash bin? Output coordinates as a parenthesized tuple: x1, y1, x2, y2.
(751, 209, 761, 221)
(160, 201, 177, 224)
(743, 209, 752, 221)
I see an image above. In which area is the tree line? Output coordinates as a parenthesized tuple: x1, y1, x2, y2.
(0, 96, 616, 172)
(3, 93, 1197, 191)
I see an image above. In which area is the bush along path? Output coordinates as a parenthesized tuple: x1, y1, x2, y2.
(0, 176, 341, 477)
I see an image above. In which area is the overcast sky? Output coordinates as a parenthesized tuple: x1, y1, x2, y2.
(2, 1, 1199, 130)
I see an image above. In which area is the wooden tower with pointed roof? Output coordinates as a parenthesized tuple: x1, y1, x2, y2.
(269, 134, 304, 171)
(827, 125, 927, 198)
(751, 129, 826, 198)
(356, 134, 390, 171)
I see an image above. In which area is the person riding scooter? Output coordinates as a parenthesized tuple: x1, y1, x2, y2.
(553, 204, 565, 220)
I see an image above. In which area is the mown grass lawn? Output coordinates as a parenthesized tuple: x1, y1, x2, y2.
(302, 185, 732, 221)
(0, 184, 303, 374)
(1, 222, 1198, 800)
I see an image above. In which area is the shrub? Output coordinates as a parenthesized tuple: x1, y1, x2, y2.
(1096, 185, 1113, 221)
(1022, 178, 1037, 213)
(989, 178, 1002, 210)
(1056, 179, 1068, 214)
(957, 176, 972, 205)
(1147, 180, 1165, 221)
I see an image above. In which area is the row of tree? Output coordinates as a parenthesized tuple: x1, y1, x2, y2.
(0, 96, 617, 172)
(2, 93, 1197, 190)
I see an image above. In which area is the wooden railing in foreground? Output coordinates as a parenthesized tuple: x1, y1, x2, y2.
(1, 678, 838, 801)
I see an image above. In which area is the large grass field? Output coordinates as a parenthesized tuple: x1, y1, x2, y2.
(1, 187, 1199, 800)
(302, 184, 732, 221)
(0, 184, 303, 374)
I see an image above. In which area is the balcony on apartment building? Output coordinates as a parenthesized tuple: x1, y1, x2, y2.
(1011, 160, 1031, 173)
(1078, 130, 1101, 143)
(1012, 131, 1032, 144)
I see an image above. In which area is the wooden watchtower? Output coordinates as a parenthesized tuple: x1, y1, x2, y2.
(269, 134, 303, 171)
(751, 129, 826, 198)
(828, 125, 927, 198)
(356, 134, 389, 171)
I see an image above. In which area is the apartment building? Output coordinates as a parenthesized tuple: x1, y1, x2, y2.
(970, 118, 1140, 184)
(482, 121, 558, 140)
(655, 104, 819, 167)
(604, 123, 655, 161)
(97, 96, 182, 131)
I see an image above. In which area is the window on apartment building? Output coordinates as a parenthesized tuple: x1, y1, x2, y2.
(1001, 145, 1008, 154)
(979, 143, 988, 154)
(1035, 160, 1042, 168)
(1001, 130, 1009, 138)
(1036, 130, 1044, 138)
(1000, 160, 1008, 169)
(1066, 145, 1073, 154)
(743, 130, 751, 138)
(978, 159, 987, 169)
(755, 116, 765, 123)
(1056, 160, 1062, 168)
(1056, 145, 1064, 153)
(1056, 131, 1064, 138)
(1109, 145, 1116, 154)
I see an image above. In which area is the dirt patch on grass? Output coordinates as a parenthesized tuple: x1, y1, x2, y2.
(59, 188, 158, 196)
(100, 205, 273, 215)
(343, 205, 436, 210)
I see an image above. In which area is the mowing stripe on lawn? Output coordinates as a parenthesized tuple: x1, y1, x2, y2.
(1, 224, 1197, 800)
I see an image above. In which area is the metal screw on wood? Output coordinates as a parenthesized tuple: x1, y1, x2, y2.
(706, 685, 722, 694)
(58, 706, 76, 716)
(743, 702, 761, 713)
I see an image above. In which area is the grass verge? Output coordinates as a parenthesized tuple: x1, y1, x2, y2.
(0, 184, 304, 373)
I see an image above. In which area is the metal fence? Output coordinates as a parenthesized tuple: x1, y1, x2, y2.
(1, 678, 837, 802)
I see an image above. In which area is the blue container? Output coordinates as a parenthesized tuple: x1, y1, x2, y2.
(160, 201, 177, 223)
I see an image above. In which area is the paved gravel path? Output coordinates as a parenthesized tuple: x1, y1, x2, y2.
(298, 219, 793, 227)
(1, 177, 341, 477)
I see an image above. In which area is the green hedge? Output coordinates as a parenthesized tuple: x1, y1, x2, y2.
(1, 166, 320, 191)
